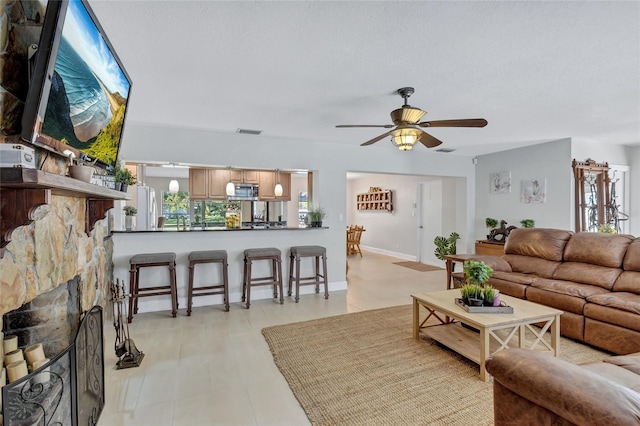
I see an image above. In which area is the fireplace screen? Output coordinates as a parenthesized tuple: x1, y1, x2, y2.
(2, 306, 104, 425)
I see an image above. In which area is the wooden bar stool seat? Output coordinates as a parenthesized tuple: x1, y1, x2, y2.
(288, 245, 329, 302)
(128, 252, 178, 323)
(242, 247, 284, 309)
(187, 250, 229, 315)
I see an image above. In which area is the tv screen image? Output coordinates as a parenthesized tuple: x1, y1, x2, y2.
(22, 0, 131, 171)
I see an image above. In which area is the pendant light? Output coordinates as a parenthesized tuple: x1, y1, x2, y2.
(274, 169, 283, 197)
(169, 179, 179, 193)
(226, 167, 235, 196)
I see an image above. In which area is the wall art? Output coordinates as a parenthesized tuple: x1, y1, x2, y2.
(490, 171, 511, 194)
(521, 178, 547, 203)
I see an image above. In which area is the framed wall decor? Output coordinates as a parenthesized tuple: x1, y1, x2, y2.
(490, 171, 511, 194)
(521, 178, 547, 203)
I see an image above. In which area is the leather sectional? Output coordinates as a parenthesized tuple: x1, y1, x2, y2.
(453, 228, 640, 355)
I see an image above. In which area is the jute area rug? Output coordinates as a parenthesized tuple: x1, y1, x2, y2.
(262, 305, 609, 426)
(393, 261, 443, 272)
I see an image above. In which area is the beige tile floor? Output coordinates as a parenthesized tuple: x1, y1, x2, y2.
(99, 251, 446, 425)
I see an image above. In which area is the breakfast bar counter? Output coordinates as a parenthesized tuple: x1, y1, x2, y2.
(111, 226, 346, 315)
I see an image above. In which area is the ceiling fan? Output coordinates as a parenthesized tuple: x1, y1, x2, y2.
(336, 87, 488, 151)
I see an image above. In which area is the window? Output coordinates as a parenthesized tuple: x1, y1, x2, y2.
(161, 190, 189, 230)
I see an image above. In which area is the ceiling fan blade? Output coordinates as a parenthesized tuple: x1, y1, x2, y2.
(336, 124, 394, 128)
(418, 132, 443, 148)
(361, 131, 392, 146)
(419, 118, 488, 128)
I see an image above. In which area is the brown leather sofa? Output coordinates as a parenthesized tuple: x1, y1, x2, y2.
(485, 348, 640, 425)
(453, 228, 640, 354)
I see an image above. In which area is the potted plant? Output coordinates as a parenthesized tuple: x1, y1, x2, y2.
(482, 285, 500, 307)
(309, 206, 326, 228)
(114, 162, 136, 192)
(460, 284, 484, 306)
(433, 232, 460, 261)
(462, 260, 494, 306)
(485, 217, 498, 229)
(123, 206, 137, 231)
(520, 219, 535, 228)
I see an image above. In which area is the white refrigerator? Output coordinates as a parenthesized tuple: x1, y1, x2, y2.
(136, 186, 157, 231)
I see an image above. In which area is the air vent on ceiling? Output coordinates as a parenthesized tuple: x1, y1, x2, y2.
(435, 148, 456, 153)
(237, 128, 262, 135)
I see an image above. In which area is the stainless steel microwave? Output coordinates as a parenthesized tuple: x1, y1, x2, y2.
(227, 183, 259, 201)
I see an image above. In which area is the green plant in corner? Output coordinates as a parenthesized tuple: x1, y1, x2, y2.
(520, 219, 535, 228)
(433, 232, 460, 261)
(123, 206, 137, 216)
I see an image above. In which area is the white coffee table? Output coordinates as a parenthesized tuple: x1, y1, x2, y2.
(412, 289, 563, 381)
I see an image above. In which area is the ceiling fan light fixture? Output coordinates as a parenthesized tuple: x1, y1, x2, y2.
(390, 126, 421, 151)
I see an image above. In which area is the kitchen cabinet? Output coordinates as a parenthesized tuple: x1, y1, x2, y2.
(258, 171, 291, 201)
(189, 169, 208, 199)
(189, 168, 229, 200)
(229, 170, 259, 184)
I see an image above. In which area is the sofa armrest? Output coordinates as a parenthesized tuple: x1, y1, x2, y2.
(486, 349, 640, 425)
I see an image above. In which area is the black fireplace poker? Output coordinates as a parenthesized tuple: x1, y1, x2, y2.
(110, 280, 144, 369)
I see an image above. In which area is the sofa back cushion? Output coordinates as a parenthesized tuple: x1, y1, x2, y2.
(563, 232, 633, 268)
(623, 238, 640, 272)
(504, 228, 573, 261)
(613, 272, 640, 294)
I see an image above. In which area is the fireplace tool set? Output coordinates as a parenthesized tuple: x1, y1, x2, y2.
(110, 279, 144, 369)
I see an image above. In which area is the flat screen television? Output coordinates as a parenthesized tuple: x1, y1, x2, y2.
(21, 0, 132, 172)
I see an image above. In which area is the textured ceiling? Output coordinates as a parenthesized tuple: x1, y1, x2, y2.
(90, 1, 640, 157)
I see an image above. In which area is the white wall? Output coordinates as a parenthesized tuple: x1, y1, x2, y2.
(475, 139, 573, 239)
(628, 146, 640, 236)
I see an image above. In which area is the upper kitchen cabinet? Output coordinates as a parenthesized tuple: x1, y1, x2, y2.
(258, 171, 291, 201)
(189, 168, 208, 199)
(189, 168, 228, 200)
(230, 170, 259, 184)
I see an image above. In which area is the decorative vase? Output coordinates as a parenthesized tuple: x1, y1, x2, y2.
(125, 216, 133, 231)
(69, 165, 93, 183)
(120, 183, 128, 193)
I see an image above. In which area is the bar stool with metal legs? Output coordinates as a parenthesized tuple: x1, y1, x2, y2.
(128, 252, 178, 323)
(242, 247, 284, 309)
(187, 250, 229, 315)
(288, 245, 329, 302)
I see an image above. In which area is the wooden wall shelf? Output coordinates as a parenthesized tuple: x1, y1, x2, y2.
(356, 190, 393, 212)
(0, 168, 130, 255)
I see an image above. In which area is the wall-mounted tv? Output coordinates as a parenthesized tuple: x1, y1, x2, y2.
(21, 0, 132, 172)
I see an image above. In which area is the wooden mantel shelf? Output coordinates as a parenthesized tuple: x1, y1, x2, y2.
(0, 168, 130, 255)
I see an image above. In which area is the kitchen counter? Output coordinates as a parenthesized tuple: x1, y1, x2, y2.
(112, 226, 328, 233)
(112, 225, 345, 315)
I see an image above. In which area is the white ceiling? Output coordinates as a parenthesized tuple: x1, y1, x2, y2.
(90, 1, 640, 157)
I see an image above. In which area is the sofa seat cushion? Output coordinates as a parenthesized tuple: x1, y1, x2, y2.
(553, 262, 622, 291)
(584, 301, 640, 333)
(531, 278, 610, 299)
(492, 271, 534, 285)
(604, 352, 640, 375)
(586, 292, 640, 316)
(526, 286, 586, 316)
(613, 271, 640, 295)
(503, 255, 561, 279)
(563, 232, 633, 268)
(580, 362, 640, 393)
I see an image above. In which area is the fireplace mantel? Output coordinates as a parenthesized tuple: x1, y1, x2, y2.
(0, 168, 130, 257)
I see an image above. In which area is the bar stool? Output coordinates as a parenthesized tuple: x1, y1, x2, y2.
(288, 245, 329, 302)
(242, 247, 284, 309)
(187, 250, 229, 315)
(128, 252, 178, 323)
